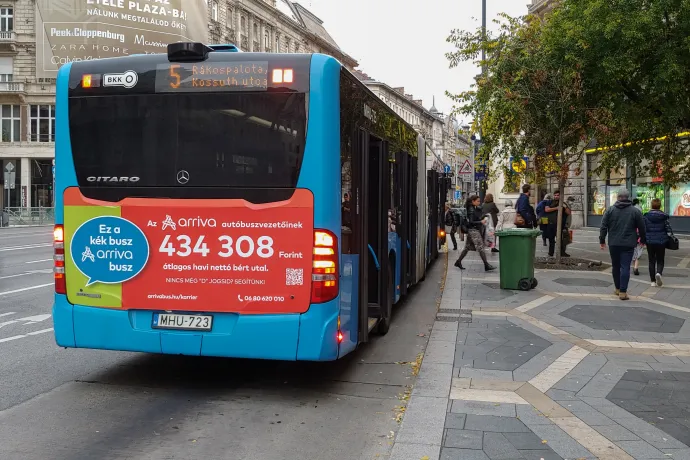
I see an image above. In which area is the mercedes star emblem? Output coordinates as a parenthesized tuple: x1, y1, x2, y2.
(176, 170, 190, 185)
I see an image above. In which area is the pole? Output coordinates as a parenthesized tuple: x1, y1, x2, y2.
(482, 0, 487, 75)
(478, 0, 488, 201)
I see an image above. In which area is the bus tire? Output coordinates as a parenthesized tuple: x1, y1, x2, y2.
(376, 268, 394, 335)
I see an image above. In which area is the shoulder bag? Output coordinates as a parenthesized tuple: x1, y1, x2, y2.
(666, 221, 679, 250)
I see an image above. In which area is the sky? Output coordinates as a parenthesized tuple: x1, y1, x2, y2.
(302, 0, 527, 124)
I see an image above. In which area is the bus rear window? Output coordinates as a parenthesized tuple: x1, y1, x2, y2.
(68, 92, 307, 192)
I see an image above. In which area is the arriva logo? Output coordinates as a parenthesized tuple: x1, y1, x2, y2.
(86, 176, 141, 183)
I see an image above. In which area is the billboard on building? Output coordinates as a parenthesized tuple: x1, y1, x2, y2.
(35, 0, 208, 79)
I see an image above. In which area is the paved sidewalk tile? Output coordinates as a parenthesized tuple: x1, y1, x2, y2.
(391, 240, 690, 459)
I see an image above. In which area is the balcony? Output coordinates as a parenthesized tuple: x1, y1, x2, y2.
(0, 82, 25, 94)
(0, 31, 17, 52)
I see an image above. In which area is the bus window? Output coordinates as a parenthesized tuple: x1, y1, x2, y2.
(69, 92, 307, 200)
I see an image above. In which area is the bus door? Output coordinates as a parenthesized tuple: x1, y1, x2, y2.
(355, 129, 392, 340)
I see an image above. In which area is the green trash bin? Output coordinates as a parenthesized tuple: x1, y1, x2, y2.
(495, 228, 542, 291)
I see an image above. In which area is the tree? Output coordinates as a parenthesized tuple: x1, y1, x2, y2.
(446, 14, 614, 262)
(538, 0, 690, 185)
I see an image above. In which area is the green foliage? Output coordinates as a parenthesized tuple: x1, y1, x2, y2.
(446, 13, 613, 184)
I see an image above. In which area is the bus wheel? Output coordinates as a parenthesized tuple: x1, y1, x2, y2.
(376, 269, 393, 335)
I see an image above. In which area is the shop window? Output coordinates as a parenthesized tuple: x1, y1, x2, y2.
(31, 159, 53, 207)
(668, 183, 690, 216)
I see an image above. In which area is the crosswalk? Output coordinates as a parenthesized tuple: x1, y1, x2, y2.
(0, 312, 53, 345)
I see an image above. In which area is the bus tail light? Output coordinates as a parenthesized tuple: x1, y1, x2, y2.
(310, 229, 338, 304)
(54, 225, 66, 294)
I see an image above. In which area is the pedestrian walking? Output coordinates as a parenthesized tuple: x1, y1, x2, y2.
(444, 203, 458, 251)
(482, 193, 500, 253)
(535, 194, 552, 247)
(643, 198, 671, 287)
(631, 198, 644, 275)
(515, 184, 537, 229)
(454, 195, 496, 272)
(495, 200, 517, 231)
(599, 189, 647, 300)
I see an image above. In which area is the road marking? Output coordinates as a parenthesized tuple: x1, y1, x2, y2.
(0, 283, 53, 297)
(678, 257, 690, 268)
(0, 312, 15, 318)
(0, 271, 52, 281)
(25, 259, 52, 264)
(0, 243, 52, 252)
(16, 314, 51, 325)
(0, 231, 51, 239)
(0, 327, 53, 343)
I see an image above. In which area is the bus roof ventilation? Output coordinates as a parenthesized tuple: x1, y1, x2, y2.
(167, 42, 214, 62)
(208, 44, 241, 52)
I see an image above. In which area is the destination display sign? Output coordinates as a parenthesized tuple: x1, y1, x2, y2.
(154, 61, 269, 93)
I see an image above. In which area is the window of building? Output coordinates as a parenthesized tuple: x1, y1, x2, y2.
(264, 30, 270, 49)
(211, 1, 218, 21)
(31, 159, 54, 207)
(253, 23, 258, 37)
(286, 38, 291, 52)
(294, 43, 300, 53)
(0, 8, 13, 32)
(0, 104, 19, 142)
(30, 105, 55, 142)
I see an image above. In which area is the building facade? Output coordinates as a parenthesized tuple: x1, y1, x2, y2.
(0, 0, 356, 210)
(528, 0, 557, 16)
(353, 71, 463, 197)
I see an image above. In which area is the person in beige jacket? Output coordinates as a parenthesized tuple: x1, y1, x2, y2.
(495, 200, 517, 232)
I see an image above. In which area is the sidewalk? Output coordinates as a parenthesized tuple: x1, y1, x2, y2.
(390, 237, 690, 460)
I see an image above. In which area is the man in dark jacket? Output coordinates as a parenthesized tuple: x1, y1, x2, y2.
(643, 198, 670, 287)
(600, 189, 647, 300)
(515, 184, 537, 229)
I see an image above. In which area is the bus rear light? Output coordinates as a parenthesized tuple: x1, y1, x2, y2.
(82, 74, 93, 88)
(310, 229, 338, 304)
(337, 316, 343, 343)
(54, 224, 66, 294)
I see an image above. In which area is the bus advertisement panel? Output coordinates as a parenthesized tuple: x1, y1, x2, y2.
(64, 189, 314, 316)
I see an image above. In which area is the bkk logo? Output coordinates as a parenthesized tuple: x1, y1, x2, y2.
(71, 216, 150, 286)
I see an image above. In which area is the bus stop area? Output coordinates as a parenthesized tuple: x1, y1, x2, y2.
(392, 229, 690, 460)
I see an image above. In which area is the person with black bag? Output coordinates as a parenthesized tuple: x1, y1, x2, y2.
(644, 198, 678, 287)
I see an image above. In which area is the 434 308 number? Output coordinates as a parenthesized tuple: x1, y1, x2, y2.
(158, 235, 275, 258)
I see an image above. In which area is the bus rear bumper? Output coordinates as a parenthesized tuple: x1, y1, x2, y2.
(52, 296, 339, 361)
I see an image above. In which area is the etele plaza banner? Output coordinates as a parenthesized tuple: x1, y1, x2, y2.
(63, 189, 315, 314)
(35, 0, 208, 78)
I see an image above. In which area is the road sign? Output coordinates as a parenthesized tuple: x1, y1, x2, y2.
(454, 190, 461, 200)
(458, 160, 473, 175)
(5, 162, 14, 172)
(3, 171, 15, 190)
(444, 164, 451, 174)
(510, 156, 529, 173)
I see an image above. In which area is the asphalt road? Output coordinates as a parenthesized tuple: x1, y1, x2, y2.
(0, 226, 445, 460)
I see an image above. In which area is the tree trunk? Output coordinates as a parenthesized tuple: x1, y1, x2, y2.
(555, 179, 565, 264)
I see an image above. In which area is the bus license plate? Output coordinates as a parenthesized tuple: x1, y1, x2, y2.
(152, 313, 213, 331)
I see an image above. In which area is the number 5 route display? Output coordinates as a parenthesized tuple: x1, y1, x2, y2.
(63, 188, 314, 314)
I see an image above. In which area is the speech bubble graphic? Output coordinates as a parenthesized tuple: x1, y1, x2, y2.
(70, 216, 150, 286)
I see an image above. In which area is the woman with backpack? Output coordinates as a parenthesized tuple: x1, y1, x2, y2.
(454, 195, 496, 272)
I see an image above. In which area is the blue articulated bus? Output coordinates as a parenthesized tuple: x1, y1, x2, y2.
(52, 42, 445, 361)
